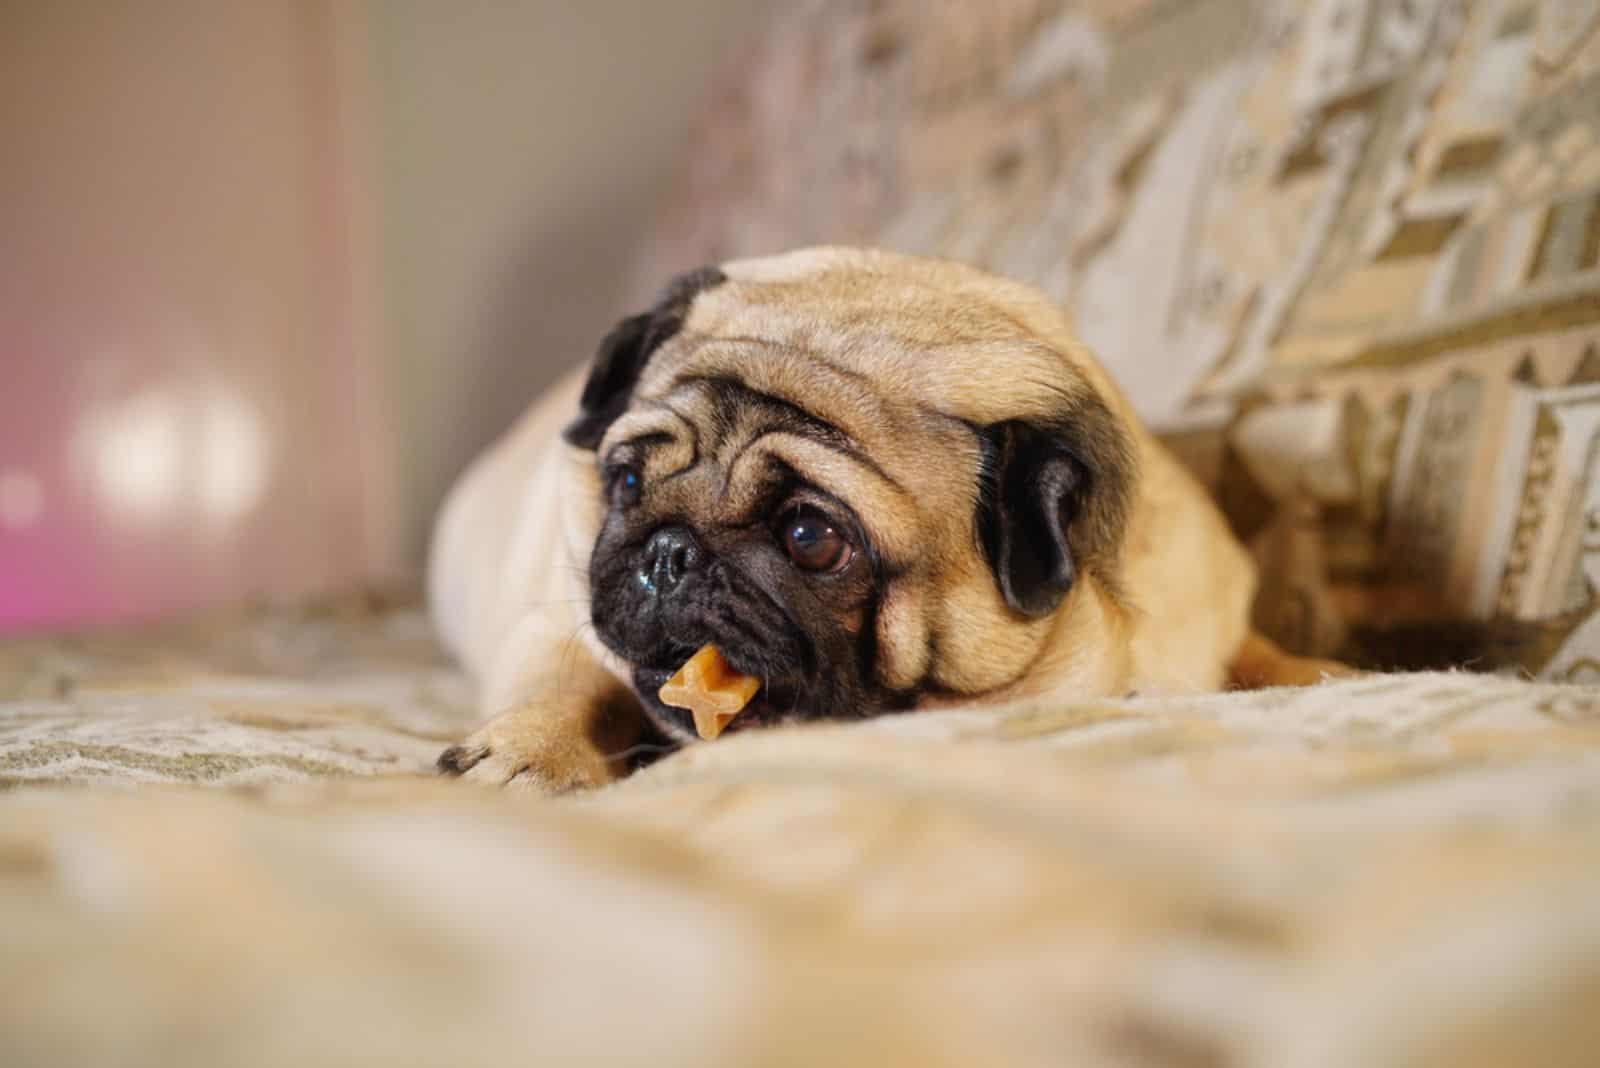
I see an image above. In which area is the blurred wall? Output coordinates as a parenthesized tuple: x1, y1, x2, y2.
(370, 0, 765, 566)
(0, 0, 763, 631)
(0, 1, 389, 630)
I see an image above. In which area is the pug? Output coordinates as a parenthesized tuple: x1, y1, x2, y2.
(430, 247, 1345, 791)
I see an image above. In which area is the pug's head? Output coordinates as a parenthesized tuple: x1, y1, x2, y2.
(567, 248, 1138, 744)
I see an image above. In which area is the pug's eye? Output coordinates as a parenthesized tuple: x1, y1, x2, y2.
(777, 506, 852, 573)
(606, 463, 642, 507)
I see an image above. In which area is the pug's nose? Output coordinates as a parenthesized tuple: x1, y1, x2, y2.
(639, 525, 704, 596)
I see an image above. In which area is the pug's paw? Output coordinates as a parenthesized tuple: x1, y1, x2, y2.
(1227, 631, 1363, 690)
(436, 705, 615, 794)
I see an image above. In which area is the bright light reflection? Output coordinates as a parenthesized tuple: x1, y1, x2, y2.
(84, 388, 183, 522)
(78, 383, 271, 525)
(196, 388, 269, 522)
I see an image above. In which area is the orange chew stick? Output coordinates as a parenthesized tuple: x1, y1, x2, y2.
(658, 644, 760, 740)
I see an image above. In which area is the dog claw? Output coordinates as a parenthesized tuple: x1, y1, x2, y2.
(436, 743, 489, 776)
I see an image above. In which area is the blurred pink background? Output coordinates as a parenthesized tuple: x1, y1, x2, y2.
(0, 1, 760, 632)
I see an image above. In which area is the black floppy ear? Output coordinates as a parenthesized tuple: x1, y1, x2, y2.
(974, 405, 1135, 618)
(975, 422, 1083, 617)
(562, 265, 727, 450)
(561, 313, 652, 449)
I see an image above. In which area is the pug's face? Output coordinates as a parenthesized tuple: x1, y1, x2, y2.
(567, 249, 1136, 744)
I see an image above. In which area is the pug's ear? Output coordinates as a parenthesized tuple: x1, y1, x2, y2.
(562, 266, 727, 450)
(561, 313, 653, 449)
(974, 403, 1135, 618)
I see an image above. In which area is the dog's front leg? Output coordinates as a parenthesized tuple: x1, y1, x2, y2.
(437, 631, 647, 793)
(436, 692, 645, 793)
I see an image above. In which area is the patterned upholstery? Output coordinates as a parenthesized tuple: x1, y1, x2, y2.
(0, 595, 471, 788)
(632, 0, 1600, 682)
(3, 604, 1599, 1066)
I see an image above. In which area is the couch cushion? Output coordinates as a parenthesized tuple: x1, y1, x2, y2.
(0, 594, 475, 788)
(3, 628, 1598, 1065)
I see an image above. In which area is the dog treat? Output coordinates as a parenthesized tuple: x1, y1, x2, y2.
(658, 644, 760, 740)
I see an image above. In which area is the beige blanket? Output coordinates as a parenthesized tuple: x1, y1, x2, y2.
(3, 599, 1597, 1067)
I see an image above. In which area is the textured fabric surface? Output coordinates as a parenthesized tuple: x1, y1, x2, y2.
(3, 606, 1599, 1066)
(632, 0, 1600, 682)
(0, 594, 473, 788)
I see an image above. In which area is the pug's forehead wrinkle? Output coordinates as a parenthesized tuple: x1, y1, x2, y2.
(596, 405, 698, 480)
(655, 331, 899, 428)
(686, 373, 901, 489)
(723, 431, 914, 562)
(670, 334, 869, 391)
(679, 294, 1110, 432)
(681, 332, 884, 394)
(729, 379, 907, 488)
(691, 334, 918, 440)
(604, 430, 672, 457)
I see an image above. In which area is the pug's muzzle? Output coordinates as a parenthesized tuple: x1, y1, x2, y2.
(588, 523, 818, 742)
